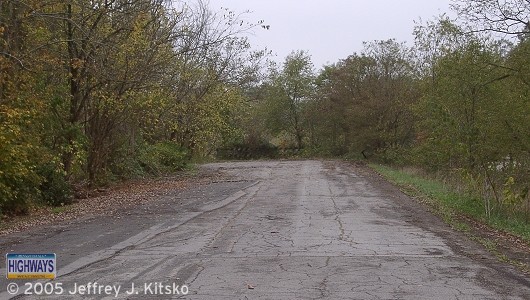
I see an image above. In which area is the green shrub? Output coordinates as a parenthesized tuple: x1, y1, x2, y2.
(139, 142, 188, 175)
(110, 152, 145, 179)
(0, 125, 41, 215)
(37, 163, 73, 207)
(376, 145, 413, 167)
(0, 175, 40, 216)
(217, 141, 279, 160)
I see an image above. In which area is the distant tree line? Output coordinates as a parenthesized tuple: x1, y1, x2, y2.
(241, 0, 529, 219)
(1, 0, 528, 220)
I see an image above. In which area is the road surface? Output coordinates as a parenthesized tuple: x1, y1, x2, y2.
(1, 160, 529, 299)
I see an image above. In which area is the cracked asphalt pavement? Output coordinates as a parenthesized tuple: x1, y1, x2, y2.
(1, 160, 529, 299)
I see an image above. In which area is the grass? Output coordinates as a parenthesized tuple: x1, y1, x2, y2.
(370, 164, 530, 244)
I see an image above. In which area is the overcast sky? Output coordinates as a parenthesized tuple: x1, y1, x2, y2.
(207, 0, 455, 69)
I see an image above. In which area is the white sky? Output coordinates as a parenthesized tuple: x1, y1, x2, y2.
(207, 0, 455, 69)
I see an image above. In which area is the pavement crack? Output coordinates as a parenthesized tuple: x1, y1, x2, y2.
(188, 264, 205, 286)
(279, 264, 288, 272)
(317, 276, 331, 299)
(335, 215, 346, 241)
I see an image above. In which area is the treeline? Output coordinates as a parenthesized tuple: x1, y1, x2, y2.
(245, 1, 529, 219)
(1, 0, 529, 220)
(0, 0, 266, 214)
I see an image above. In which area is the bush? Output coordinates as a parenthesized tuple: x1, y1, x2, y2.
(376, 145, 413, 167)
(217, 141, 279, 160)
(0, 128, 41, 215)
(110, 151, 145, 180)
(139, 142, 188, 175)
(37, 163, 73, 207)
(0, 175, 39, 216)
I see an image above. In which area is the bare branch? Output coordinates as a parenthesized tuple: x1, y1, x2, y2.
(0, 51, 33, 72)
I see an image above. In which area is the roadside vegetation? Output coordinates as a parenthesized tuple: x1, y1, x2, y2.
(371, 163, 530, 273)
(0, 0, 269, 215)
(371, 164, 530, 243)
(1, 0, 528, 244)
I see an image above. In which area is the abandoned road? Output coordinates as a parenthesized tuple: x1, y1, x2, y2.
(1, 160, 529, 299)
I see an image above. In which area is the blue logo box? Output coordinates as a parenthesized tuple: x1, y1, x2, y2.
(6, 253, 56, 279)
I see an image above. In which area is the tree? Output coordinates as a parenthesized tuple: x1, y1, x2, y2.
(263, 51, 314, 149)
(304, 40, 418, 159)
(140, 1, 267, 157)
(416, 40, 508, 168)
(0, 0, 49, 213)
(0, 0, 267, 213)
(452, 0, 530, 36)
(413, 16, 468, 83)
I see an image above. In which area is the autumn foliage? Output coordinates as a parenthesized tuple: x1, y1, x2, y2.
(0, 0, 265, 214)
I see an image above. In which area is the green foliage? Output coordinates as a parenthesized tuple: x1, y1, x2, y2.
(261, 51, 315, 149)
(301, 40, 418, 158)
(0, 91, 43, 215)
(37, 162, 73, 207)
(503, 177, 528, 208)
(217, 141, 278, 160)
(410, 17, 529, 219)
(415, 37, 506, 169)
(0, 0, 261, 215)
(376, 145, 414, 166)
(138, 142, 188, 176)
(1, 0, 529, 227)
